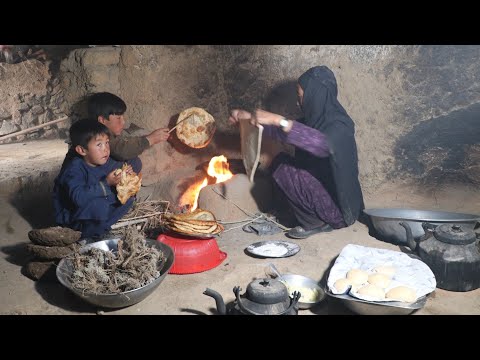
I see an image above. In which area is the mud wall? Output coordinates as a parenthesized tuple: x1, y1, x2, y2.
(59, 45, 480, 201)
(218, 45, 480, 193)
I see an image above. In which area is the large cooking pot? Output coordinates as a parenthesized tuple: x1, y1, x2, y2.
(364, 208, 480, 245)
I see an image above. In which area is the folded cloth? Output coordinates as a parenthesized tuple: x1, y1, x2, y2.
(242, 218, 283, 236)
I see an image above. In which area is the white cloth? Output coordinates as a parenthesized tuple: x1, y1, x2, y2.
(327, 244, 436, 302)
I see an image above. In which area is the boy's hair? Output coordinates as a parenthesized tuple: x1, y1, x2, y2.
(88, 92, 127, 121)
(70, 119, 110, 149)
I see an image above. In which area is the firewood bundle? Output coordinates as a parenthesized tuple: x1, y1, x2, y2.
(163, 208, 224, 236)
(24, 227, 81, 281)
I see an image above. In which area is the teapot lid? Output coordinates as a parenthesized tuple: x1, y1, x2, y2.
(434, 224, 476, 245)
(246, 278, 289, 304)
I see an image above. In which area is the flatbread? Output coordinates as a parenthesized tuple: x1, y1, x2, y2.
(239, 119, 263, 182)
(167, 208, 216, 221)
(116, 164, 142, 205)
(176, 107, 216, 148)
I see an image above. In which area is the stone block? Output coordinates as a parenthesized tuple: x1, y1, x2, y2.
(82, 47, 120, 67)
(31, 105, 44, 115)
(0, 121, 19, 136)
(0, 108, 11, 120)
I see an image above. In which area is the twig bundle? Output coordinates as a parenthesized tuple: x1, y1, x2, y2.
(64, 228, 164, 294)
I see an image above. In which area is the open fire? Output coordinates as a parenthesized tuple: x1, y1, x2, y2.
(179, 155, 233, 211)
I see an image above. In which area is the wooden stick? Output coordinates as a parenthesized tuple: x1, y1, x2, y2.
(117, 211, 163, 222)
(168, 115, 191, 134)
(111, 218, 147, 229)
(0, 116, 69, 141)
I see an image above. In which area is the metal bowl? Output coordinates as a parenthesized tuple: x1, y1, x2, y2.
(56, 238, 174, 309)
(279, 274, 326, 310)
(325, 288, 427, 315)
(364, 208, 480, 245)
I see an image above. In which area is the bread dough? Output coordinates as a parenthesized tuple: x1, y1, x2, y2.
(346, 269, 369, 285)
(386, 286, 417, 303)
(373, 265, 396, 278)
(285, 284, 320, 303)
(334, 278, 352, 293)
(368, 273, 391, 288)
(357, 284, 385, 300)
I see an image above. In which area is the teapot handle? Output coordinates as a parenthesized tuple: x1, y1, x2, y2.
(234, 287, 301, 315)
(399, 221, 418, 252)
(421, 222, 437, 234)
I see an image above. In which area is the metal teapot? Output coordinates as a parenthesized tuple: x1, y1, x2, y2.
(400, 221, 480, 292)
(203, 278, 300, 315)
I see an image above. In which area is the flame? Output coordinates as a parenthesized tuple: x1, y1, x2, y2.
(179, 155, 234, 212)
(207, 155, 233, 183)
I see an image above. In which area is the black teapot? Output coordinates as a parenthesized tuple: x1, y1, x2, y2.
(400, 221, 480, 292)
(203, 278, 300, 315)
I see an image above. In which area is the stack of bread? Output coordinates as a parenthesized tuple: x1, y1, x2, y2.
(24, 227, 81, 281)
(163, 208, 224, 236)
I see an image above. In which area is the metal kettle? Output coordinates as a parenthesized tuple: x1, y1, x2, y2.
(203, 278, 300, 315)
(400, 221, 480, 292)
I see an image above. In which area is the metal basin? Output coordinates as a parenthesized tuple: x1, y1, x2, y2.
(325, 288, 427, 315)
(279, 274, 326, 310)
(56, 238, 174, 309)
(364, 208, 480, 245)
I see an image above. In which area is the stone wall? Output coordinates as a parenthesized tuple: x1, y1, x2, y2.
(0, 59, 67, 143)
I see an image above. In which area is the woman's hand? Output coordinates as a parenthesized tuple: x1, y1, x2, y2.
(253, 109, 284, 126)
(229, 109, 252, 125)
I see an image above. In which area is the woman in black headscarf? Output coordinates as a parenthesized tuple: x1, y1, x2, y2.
(229, 65, 365, 239)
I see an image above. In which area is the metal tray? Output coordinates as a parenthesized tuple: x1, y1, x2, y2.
(325, 288, 427, 315)
(246, 241, 300, 258)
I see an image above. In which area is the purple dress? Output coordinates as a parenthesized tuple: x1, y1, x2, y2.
(263, 121, 346, 230)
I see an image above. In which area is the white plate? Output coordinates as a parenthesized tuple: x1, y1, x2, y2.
(246, 241, 300, 258)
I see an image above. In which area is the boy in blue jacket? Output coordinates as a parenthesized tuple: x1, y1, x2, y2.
(53, 119, 140, 238)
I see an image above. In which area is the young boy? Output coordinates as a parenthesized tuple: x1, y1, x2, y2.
(53, 119, 140, 238)
(59, 92, 168, 174)
(88, 92, 170, 163)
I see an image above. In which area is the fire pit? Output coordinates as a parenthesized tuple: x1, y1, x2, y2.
(178, 155, 273, 222)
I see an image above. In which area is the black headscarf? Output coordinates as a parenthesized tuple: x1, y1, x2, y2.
(297, 66, 364, 225)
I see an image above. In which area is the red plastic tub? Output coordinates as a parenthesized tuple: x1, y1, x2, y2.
(157, 234, 227, 274)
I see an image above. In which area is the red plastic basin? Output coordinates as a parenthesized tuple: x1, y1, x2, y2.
(157, 234, 227, 274)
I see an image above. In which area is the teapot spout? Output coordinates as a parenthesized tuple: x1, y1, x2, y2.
(203, 288, 227, 315)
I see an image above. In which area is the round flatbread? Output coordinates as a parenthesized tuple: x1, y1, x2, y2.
(176, 107, 216, 148)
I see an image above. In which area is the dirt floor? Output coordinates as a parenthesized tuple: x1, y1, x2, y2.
(1, 141, 480, 315)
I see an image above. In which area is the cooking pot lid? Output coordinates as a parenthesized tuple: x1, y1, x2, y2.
(434, 224, 476, 245)
(246, 278, 289, 304)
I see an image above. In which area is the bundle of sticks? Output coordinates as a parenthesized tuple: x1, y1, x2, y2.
(163, 208, 224, 236)
(112, 200, 170, 232)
